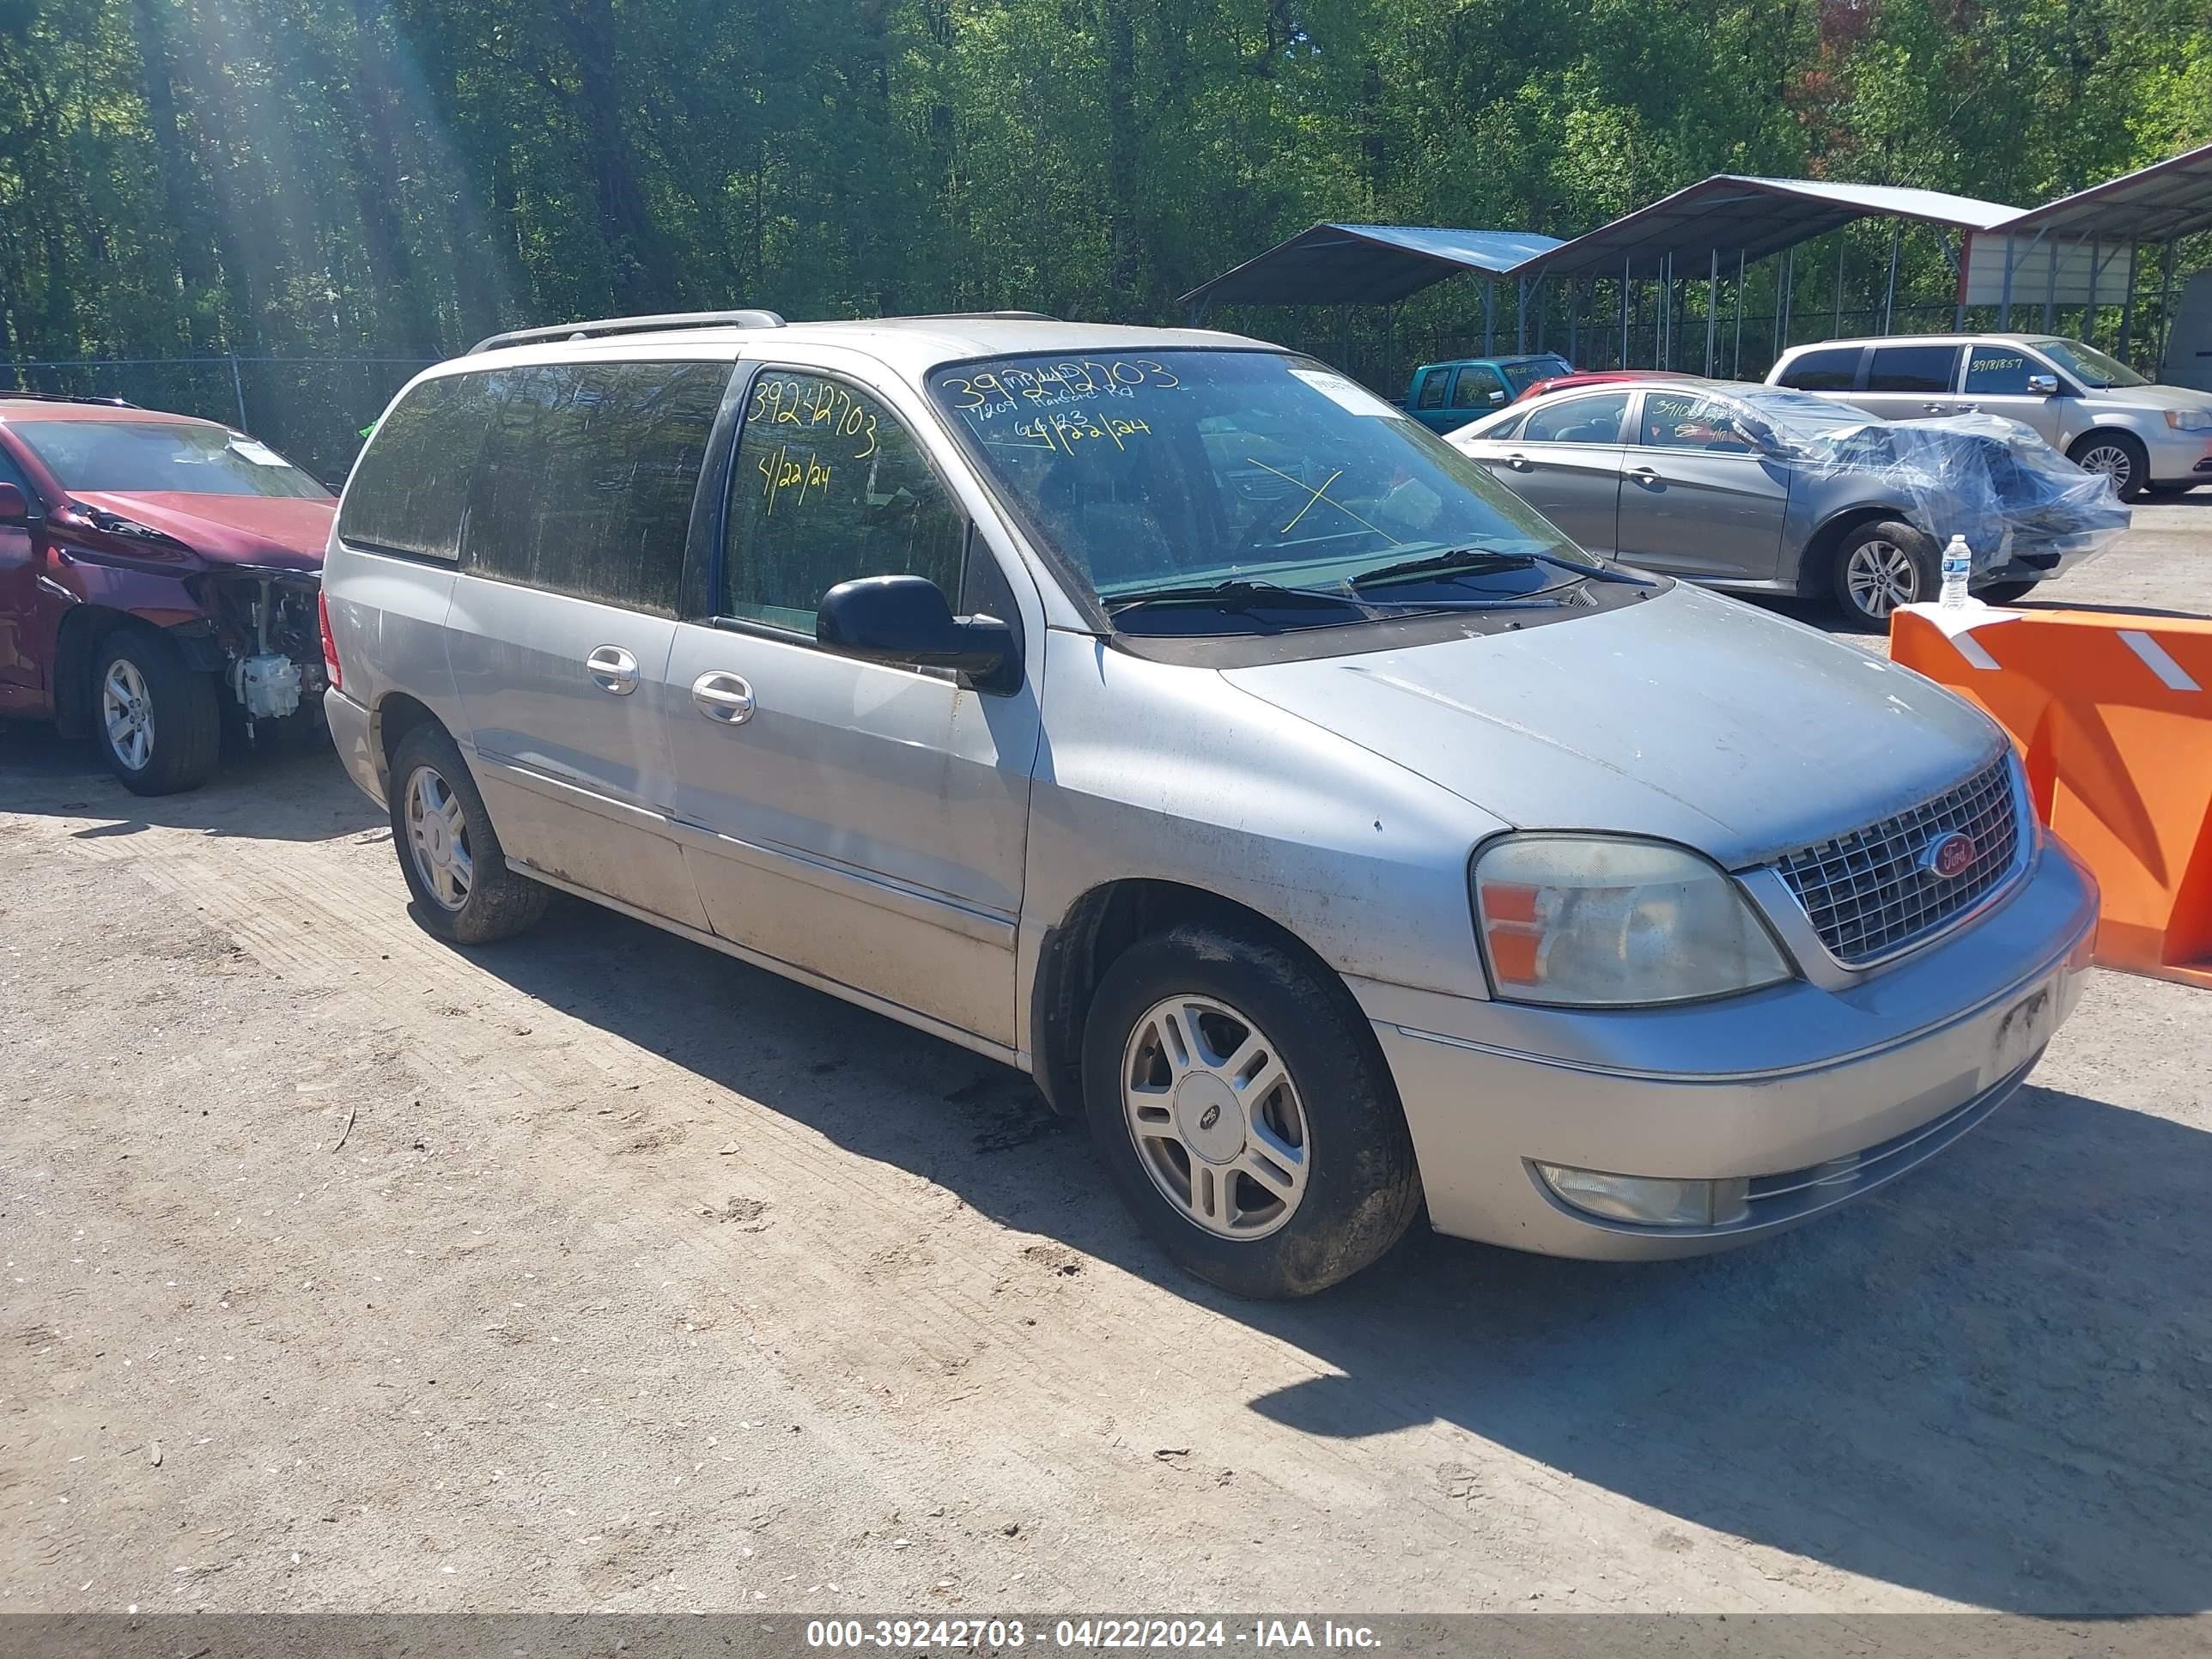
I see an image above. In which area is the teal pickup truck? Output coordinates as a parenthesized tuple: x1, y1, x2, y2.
(1403, 353, 1572, 433)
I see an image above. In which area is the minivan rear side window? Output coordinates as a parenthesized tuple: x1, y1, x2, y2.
(1777, 346, 1863, 392)
(720, 370, 965, 634)
(337, 372, 501, 562)
(463, 360, 729, 617)
(1866, 343, 1961, 394)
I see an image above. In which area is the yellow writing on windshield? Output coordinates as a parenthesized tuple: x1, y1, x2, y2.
(945, 359, 1182, 416)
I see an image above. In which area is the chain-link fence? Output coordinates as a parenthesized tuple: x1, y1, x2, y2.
(0, 355, 438, 487)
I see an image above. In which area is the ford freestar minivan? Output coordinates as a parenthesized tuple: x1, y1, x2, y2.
(321, 311, 2097, 1298)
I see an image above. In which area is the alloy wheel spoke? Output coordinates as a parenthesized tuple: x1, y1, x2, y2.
(1241, 1117, 1306, 1202)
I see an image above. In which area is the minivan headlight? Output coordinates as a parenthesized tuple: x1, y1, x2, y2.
(2166, 409, 2212, 432)
(1473, 835, 1791, 1006)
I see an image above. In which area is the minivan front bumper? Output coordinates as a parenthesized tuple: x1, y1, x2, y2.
(1353, 836, 2098, 1260)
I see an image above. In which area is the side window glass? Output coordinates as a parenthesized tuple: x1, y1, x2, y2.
(1450, 366, 1507, 410)
(337, 372, 501, 562)
(1642, 392, 1753, 453)
(0, 444, 27, 492)
(1778, 347, 1861, 392)
(1521, 391, 1629, 445)
(463, 361, 727, 617)
(721, 372, 966, 634)
(1414, 372, 1449, 410)
(1867, 344, 1960, 394)
(1964, 346, 2038, 395)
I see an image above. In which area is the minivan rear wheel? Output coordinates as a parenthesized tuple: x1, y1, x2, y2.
(1832, 520, 1938, 629)
(1080, 921, 1423, 1298)
(388, 723, 549, 944)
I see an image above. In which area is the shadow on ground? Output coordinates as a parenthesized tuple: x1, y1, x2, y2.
(0, 722, 381, 843)
(449, 890, 2212, 1616)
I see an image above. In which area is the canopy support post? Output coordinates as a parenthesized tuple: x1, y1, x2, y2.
(2118, 240, 2138, 360)
(1732, 248, 1746, 376)
(1484, 277, 1495, 357)
(1705, 248, 1718, 375)
(1620, 258, 1631, 369)
(1832, 231, 1845, 334)
(1567, 276, 1579, 367)
(2157, 239, 2178, 374)
(1516, 275, 1529, 354)
(1881, 221, 1902, 332)
(2043, 234, 2059, 331)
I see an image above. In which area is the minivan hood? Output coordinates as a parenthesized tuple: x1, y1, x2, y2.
(1221, 583, 2006, 869)
(70, 491, 332, 573)
(2087, 381, 2212, 413)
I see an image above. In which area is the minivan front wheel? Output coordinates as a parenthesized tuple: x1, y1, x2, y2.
(1832, 520, 1937, 629)
(387, 723, 549, 945)
(2068, 431, 2147, 501)
(1082, 921, 1423, 1297)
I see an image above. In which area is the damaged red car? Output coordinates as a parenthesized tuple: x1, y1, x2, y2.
(0, 393, 334, 794)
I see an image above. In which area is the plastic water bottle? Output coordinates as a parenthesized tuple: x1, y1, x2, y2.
(1939, 535, 1972, 610)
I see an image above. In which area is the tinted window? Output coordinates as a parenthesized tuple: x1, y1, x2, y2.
(1414, 371, 1449, 410)
(1867, 344, 1961, 394)
(1501, 356, 1574, 395)
(1964, 345, 2043, 395)
(928, 351, 1593, 617)
(0, 443, 27, 493)
(1522, 392, 1628, 445)
(1642, 391, 1753, 452)
(1778, 347, 1862, 392)
(1451, 366, 1508, 410)
(463, 361, 728, 617)
(339, 374, 501, 562)
(15, 420, 329, 499)
(721, 371, 965, 633)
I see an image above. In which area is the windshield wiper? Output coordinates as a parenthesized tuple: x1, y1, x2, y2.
(1103, 578, 1376, 617)
(1352, 544, 1654, 589)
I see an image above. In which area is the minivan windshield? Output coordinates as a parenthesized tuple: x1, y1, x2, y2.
(2033, 337, 2149, 390)
(929, 350, 1601, 630)
(9, 419, 331, 499)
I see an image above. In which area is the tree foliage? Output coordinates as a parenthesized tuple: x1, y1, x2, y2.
(1, 0, 2206, 362)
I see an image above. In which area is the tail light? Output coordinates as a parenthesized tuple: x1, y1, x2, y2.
(318, 590, 342, 691)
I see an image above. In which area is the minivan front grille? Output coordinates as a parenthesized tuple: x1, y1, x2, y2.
(1772, 756, 2022, 965)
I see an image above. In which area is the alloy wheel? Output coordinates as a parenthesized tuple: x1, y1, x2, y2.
(1844, 538, 1922, 620)
(404, 764, 474, 912)
(100, 658, 155, 773)
(1121, 994, 1310, 1240)
(2075, 441, 2135, 495)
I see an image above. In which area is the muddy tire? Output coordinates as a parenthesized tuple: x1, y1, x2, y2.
(93, 628, 222, 796)
(387, 722, 549, 945)
(1081, 921, 1423, 1298)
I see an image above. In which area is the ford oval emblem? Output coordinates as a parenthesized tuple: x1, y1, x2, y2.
(1923, 832, 1978, 880)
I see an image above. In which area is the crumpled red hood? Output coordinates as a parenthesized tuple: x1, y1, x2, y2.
(70, 491, 334, 574)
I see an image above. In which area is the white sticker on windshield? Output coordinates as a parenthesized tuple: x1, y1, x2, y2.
(228, 439, 289, 467)
(1288, 368, 1406, 418)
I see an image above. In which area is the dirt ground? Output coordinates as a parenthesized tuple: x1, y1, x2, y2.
(3, 503, 2210, 1619)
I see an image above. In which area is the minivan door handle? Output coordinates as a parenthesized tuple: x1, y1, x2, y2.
(1504, 452, 1534, 471)
(586, 645, 641, 695)
(690, 670, 756, 726)
(1627, 465, 1660, 486)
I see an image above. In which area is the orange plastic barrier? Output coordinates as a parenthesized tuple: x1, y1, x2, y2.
(1891, 604, 2212, 989)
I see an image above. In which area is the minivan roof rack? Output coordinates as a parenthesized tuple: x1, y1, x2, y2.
(467, 309, 788, 356)
(893, 311, 1060, 322)
(0, 390, 138, 408)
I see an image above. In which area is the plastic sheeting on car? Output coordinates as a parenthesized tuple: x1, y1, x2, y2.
(1724, 390, 2132, 577)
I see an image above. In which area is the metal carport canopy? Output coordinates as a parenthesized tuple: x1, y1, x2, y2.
(1176, 223, 1564, 309)
(1517, 175, 2022, 278)
(1990, 141, 2212, 242)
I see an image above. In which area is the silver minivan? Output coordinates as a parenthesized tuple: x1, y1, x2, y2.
(322, 312, 2096, 1297)
(1769, 332, 2212, 500)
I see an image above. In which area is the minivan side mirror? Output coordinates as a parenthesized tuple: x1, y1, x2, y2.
(817, 574, 1019, 693)
(2025, 374, 2060, 396)
(0, 483, 34, 527)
